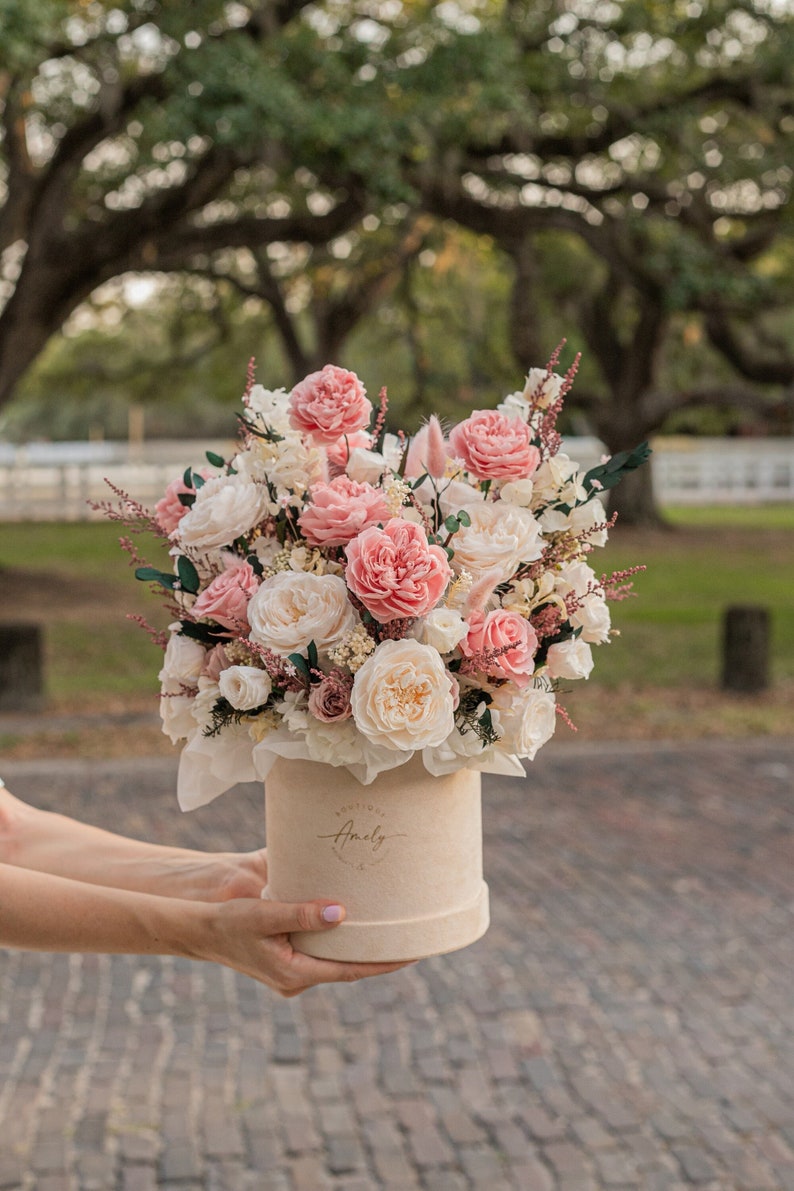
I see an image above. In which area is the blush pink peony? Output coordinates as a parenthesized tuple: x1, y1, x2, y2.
(448, 409, 541, 481)
(298, 475, 391, 547)
(191, 561, 260, 632)
(289, 365, 373, 445)
(460, 608, 538, 687)
(345, 517, 452, 624)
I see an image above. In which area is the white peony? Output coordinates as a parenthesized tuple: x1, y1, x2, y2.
(218, 665, 273, 711)
(492, 685, 557, 759)
(158, 627, 205, 687)
(410, 607, 469, 654)
(450, 500, 544, 584)
(247, 570, 358, 656)
(245, 385, 292, 431)
(176, 475, 268, 551)
(351, 638, 456, 751)
(545, 637, 594, 680)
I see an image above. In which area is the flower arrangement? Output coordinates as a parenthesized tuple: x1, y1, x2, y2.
(108, 350, 648, 810)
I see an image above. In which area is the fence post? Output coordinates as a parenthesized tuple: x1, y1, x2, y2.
(0, 623, 45, 711)
(721, 606, 770, 694)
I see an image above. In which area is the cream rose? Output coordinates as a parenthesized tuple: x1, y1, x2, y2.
(451, 501, 544, 583)
(159, 680, 197, 743)
(410, 607, 469, 654)
(218, 665, 273, 711)
(351, 639, 456, 751)
(159, 627, 206, 687)
(492, 686, 557, 759)
(572, 593, 611, 644)
(545, 638, 594, 680)
(247, 571, 357, 656)
(175, 475, 268, 551)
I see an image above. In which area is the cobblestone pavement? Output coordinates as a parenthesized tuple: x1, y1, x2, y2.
(1, 738, 793, 1191)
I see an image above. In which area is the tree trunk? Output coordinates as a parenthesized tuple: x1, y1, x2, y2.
(605, 461, 666, 529)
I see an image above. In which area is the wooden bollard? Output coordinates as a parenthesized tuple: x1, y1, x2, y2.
(721, 606, 770, 694)
(0, 623, 45, 711)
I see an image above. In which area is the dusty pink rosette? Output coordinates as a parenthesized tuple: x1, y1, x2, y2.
(448, 409, 541, 481)
(154, 474, 199, 534)
(298, 475, 391, 547)
(345, 517, 452, 623)
(461, 608, 539, 687)
(191, 561, 260, 632)
(289, 364, 373, 445)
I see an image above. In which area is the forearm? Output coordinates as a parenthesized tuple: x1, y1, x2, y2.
(0, 860, 212, 959)
(0, 786, 238, 899)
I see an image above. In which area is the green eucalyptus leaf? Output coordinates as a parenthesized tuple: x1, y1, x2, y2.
(177, 555, 200, 594)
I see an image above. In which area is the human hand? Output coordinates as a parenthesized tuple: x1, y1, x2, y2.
(196, 896, 413, 996)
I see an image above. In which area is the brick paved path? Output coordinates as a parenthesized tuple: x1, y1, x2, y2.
(1, 738, 793, 1191)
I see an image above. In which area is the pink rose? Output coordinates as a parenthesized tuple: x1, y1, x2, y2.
(326, 430, 373, 471)
(448, 409, 541, 481)
(345, 517, 452, 623)
(308, 675, 353, 722)
(289, 365, 373, 445)
(298, 475, 391, 547)
(154, 475, 197, 534)
(461, 608, 538, 688)
(191, 561, 260, 632)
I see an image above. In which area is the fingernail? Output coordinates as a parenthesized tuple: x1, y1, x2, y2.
(321, 904, 343, 923)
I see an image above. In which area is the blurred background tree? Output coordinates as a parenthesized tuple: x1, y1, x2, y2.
(2, 0, 794, 524)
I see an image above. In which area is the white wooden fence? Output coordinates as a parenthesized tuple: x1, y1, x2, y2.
(0, 436, 792, 520)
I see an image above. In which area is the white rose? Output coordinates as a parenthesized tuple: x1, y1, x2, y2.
(219, 665, 273, 711)
(159, 679, 197, 743)
(572, 593, 611, 644)
(176, 475, 268, 551)
(555, 560, 597, 598)
(451, 501, 544, 584)
(499, 479, 534, 507)
(247, 571, 357, 656)
(410, 607, 468, 654)
(545, 638, 594, 680)
(159, 627, 206, 687)
(493, 686, 557, 760)
(351, 638, 456, 751)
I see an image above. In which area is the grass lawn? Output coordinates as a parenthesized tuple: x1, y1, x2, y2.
(0, 508, 791, 754)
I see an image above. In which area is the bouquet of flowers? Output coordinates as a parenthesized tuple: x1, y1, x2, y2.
(112, 351, 647, 810)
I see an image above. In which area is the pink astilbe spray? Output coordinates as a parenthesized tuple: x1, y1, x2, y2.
(601, 565, 646, 601)
(126, 614, 168, 649)
(371, 385, 390, 445)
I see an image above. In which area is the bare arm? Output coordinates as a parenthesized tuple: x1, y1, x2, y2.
(0, 861, 408, 996)
(0, 781, 265, 901)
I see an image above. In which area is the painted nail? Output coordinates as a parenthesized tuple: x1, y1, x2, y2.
(321, 904, 343, 923)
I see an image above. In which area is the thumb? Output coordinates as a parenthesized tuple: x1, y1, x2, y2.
(260, 898, 347, 935)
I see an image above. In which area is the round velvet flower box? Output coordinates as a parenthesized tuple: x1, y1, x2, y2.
(263, 754, 490, 962)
